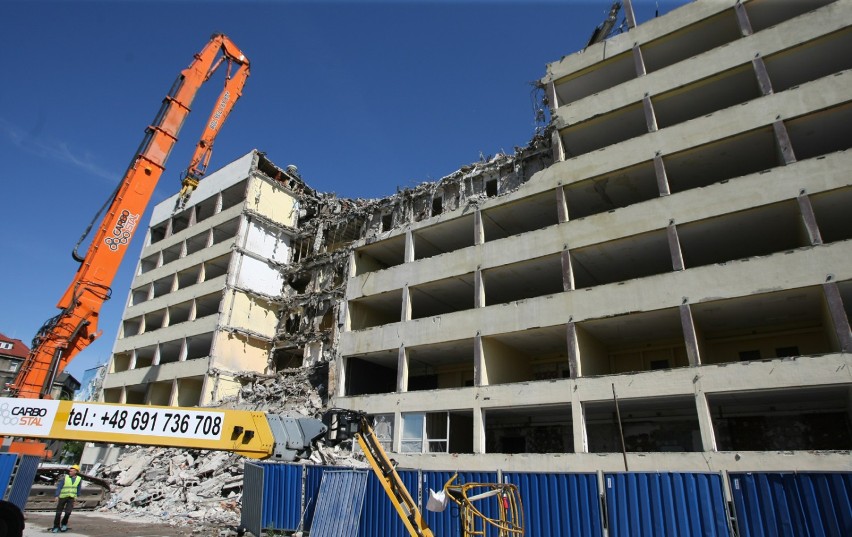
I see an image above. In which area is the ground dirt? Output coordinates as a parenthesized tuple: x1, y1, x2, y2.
(22, 512, 229, 537)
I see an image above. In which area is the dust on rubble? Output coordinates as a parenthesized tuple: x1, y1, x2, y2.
(90, 366, 365, 532)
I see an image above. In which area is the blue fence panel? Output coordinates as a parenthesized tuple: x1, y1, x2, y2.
(503, 472, 602, 537)
(241, 462, 264, 537)
(241, 462, 304, 535)
(422, 470, 500, 537)
(605, 472, 730, 537)
(359, 468, 420, 537)
(0, 453, 17, 498)
(310, 470, 369, 537)
(730, 472, 852, 537)
(304, 465, 339, 532)
(7, 455, 39, 511)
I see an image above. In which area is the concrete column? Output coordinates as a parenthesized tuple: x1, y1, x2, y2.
(473, 406, 486, 454)
(773, 120, 797, 164)
(752, 56, 774, 96)
(546, 81, 559, 109)
(401, 285, 412, 321)
(552, 128, 566, 162)
(336, 354, 347, 397)
(823, 281, 852, 352)
(404, 228, 415, 263)
(397, 346, 409, 393)
(796, 192, 823, 246)
(119, 386, 127, 404)
(643, 94, 658, 133)
(556, 185, 569, 224)
(566, 322, 580, 379)
(734, 1, 753, 36)
(623, 0, 637, 29)
(570, 385, 587, 452)
(474, 332, 485, 386)
(667, 221, 685, 271)
(654, 153, 671, 196)
(632, 43, 646, 77)
(168, 379, 179, 407)
(128, 349, 138, 370)
(694, 390, 718, 452)
(474, 209, 485, 245)
(475, 268, 485, 308)
(680, 303, 702, 366)
(392, 412, 403, 453)
(561, 250, 575, 292)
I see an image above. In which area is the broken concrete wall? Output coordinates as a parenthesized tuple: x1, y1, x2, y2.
(259, 132, 553, 395)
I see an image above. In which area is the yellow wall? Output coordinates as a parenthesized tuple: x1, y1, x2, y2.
(245, 177, 298, 227)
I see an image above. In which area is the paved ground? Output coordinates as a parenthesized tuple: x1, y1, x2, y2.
(22, 512, 209, 537)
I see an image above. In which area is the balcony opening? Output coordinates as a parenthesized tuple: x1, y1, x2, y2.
(709, 385, 852, 451)
(481, 191, 559, 243)
(811, 186, 852, 243)
(564, 160, 659, 220)
(406, 339, 475, 391)
(348, 290, 402, 330)
(786, 103, 852, 161)
(345, 351, 398, 396)
(663, 126, 780, 193)
(576, 308, 687, 376)
(410, 273, 475, 319)
(691, 286, 837, 365)
(485, 404, 572, 454)
(571, 229, 672, 289)
(352, 234, 406, 276)
(678, 200, 809, 269)
(764, 28, 852, 92)
(585, 395, 702, 453)
(413, 213, 475, 260)
(481, 326, 569, 386)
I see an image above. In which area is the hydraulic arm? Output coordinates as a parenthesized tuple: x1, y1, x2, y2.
(9, 34, 249, 400)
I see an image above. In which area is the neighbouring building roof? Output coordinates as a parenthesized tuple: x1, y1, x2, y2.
(0, 332, 29, 360)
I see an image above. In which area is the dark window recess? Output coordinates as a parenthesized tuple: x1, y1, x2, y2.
(409, 375, 438, 392)
(775, 346, 799, 358)
(650, 360, 670, 370)
(500, 436, 526, 454)
(464, 379, 475, 387)
(738, 350, 762, 362)
(486, 180, 498, 197)
(345, 358, 396, 396)
(381, 214, 393, 232)
(431, 197, 443, 216)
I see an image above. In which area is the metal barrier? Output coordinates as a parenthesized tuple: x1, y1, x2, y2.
(604, 472, 731, 537)
(730, 472, 852, 537)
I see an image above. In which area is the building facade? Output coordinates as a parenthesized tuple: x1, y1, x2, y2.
(333, 0, 852, 473)
(101, 151, 306, 406)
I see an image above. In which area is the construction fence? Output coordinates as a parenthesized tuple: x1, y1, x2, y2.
(241, 462, 852, 537)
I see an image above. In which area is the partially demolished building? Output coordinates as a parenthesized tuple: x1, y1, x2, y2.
(98, 0, 851, 475)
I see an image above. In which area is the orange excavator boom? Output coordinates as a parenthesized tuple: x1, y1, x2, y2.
(9, 34, 249, 401)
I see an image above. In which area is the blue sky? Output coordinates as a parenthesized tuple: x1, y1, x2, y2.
(0, 0, 684, 383)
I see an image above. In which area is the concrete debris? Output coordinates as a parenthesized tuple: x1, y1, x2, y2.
(93, 365, 365, 529)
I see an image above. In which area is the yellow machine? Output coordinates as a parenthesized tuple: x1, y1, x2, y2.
(0, 400, 524, 537)
(324, 409, 525, 537)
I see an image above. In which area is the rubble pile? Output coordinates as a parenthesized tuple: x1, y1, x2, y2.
(94, 365, 364, 529)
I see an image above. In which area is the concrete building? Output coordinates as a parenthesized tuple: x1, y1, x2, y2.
(332, 0, 852, 473)
(101, 151, 307, 406)
(95, 0, 851, 476)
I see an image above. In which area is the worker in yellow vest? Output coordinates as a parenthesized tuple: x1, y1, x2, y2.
(51, 464, 82, 533)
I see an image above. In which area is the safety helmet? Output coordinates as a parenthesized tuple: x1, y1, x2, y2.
(70, 465, 80, 472)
